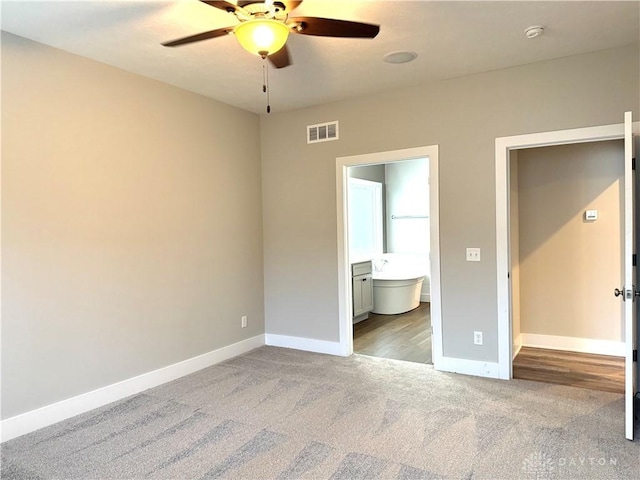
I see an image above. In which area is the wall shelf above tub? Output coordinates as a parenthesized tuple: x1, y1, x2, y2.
(391, 215, 429, 219)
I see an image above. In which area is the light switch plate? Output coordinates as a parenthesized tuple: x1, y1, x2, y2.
(585, 210, 598, 221)
(466, 248, 481, 262)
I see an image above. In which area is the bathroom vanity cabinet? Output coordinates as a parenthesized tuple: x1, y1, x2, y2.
(352, 261, 374, 322)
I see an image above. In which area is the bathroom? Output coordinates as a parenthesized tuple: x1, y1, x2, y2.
(348, 157, 431, 364)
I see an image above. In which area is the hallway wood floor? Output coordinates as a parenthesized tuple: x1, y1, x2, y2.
(513, 347, 625, 394)
(353, 303, 432, 364)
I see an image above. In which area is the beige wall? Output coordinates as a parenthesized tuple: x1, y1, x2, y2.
(260, 44, 639, 360)
(1, 33, 264, 419)
(2, 33, 639, 421)
(517, 141, 624, 341)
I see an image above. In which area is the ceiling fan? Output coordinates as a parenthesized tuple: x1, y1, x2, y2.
(162, 0, 380, 68)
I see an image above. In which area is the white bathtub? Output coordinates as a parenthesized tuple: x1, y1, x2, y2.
(372, 254, 428, 315)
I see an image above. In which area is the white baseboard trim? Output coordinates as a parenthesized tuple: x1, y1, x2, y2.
(435, 356, 500, 379)
(265, 334, 346, 356)
(0, 335, 265, 443)
(420, 293, 431, 302)
(521, 333, 624, 357)
(513, 334, 523, 360)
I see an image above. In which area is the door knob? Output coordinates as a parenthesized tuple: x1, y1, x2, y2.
(614, 287, 639, 301)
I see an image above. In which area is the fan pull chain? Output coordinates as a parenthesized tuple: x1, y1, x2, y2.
(262, 59, 271, 114)
(262, 62, 267, 94)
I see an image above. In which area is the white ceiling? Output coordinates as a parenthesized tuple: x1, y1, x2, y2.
(2, 1, 638, 114)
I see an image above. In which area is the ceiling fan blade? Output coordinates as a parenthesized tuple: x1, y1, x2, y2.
(289, 17, 379, 38)
(200, 1, 240, 13)
(268, 45, 291, 68)
(162, 27, 233, 47)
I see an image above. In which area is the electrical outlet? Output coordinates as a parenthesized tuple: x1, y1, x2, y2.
(241, 316, 247, 328)
(466, 248, 481, 262)
(474, 331, 483, 345)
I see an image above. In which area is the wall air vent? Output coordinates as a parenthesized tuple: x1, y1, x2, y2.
(307, 121, 339, 144)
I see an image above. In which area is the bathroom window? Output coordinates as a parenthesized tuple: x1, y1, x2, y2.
(348, 178, 383, 262)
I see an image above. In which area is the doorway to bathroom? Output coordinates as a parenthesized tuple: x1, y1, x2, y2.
(335, 145, 442, 368)
(348, 159, 431, 364)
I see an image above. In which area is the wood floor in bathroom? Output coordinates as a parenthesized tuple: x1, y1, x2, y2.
(353, 302, 432, 364)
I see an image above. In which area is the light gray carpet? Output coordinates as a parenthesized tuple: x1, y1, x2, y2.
(2, 346, 639, 479)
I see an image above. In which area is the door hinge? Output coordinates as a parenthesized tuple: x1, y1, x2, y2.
(633, 157, 636, 170)
(634, 349, 637, 362)
(633, 254, 637, 267)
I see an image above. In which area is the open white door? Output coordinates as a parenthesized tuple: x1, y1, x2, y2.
(623, 111, 637, 440)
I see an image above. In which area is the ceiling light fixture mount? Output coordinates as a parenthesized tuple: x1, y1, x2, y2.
(524, 25, 545, 39)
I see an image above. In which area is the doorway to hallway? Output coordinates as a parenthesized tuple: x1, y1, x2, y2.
(495, 112, 639, 440)
(509, 140, 625, 390)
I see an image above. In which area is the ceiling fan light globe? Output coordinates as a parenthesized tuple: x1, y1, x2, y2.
(235, 19, 289, 56)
